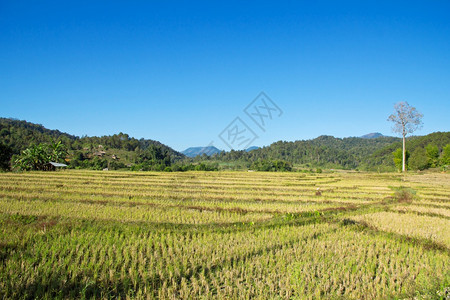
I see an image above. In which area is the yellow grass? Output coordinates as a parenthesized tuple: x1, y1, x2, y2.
(0, 170, 448, 299)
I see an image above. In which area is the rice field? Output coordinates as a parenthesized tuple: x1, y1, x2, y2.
(0, 170, 449, 299)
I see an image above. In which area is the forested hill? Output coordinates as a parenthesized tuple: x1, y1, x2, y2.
(0, 118, 77, 149)
(1, 118, 448, 171)
(211, 135, 400, 169)
(210, 133, 450, 170)
(0, 118, 184, 159)
(365, 131, 450, 170)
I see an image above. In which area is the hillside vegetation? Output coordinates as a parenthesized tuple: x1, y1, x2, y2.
(0, 118, 184, 170)
(365, 132, 450, 170)
(1, 118, 449, 171)
(209, 135, 400, 169)
(206, 133, 449, 171)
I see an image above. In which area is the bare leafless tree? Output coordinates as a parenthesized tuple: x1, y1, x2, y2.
(388, 101, 423, 172)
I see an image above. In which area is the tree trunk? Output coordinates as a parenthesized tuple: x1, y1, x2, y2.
(402, 135, 406, 172)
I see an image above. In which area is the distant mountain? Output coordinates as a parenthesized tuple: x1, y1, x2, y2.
(182, 146, 222, 157)
(361, 132, 384, 139)
(246, 146, 259, 152)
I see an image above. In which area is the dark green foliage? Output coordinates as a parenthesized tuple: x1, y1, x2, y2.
(169, 162, 219, 171)
(0, 118, 76, 155)
(409, 147, 428, 171)
(13, 141, 68, 171)
(68, 152, 86, 168)
(213, 136, 399, 170)
(1, 118, 183, 171)
(108, 160, 127, 170)
(367, 132, 450, 170)
(442, 144, 450, 166)
(250, 159, 292, 171)
(0, 117, 182, 158)
(90, 157, 108, 170)
(425, 144, 439, 167)
(73, 134, 183, 161)
(139, 145, 172, 166)
(130, 145, 173, 171)
(211, 133, 448, 171)
(0, 143, 13, 171)
(392, 148, 410, 172)
(2, 117, 450, 172)
(390, 141, 448, 171)
(193, 163, 219, 171)
(393, 148, 402, 171)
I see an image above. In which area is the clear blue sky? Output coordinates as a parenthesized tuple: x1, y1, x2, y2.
(1, 1, 449, 151)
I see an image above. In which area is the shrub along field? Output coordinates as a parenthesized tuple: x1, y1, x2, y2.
(0, 170, 449, 299)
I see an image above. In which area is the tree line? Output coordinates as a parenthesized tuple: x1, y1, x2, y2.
(1, 117, 449, 172)
(393, 143, 450, 171)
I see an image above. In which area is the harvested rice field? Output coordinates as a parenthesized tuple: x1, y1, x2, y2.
(0, 170, 449, 299)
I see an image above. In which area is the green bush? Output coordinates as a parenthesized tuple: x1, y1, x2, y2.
(392, 187, 417, 202)
(409, 147, 429, 171)
(392, 148, 409, 172)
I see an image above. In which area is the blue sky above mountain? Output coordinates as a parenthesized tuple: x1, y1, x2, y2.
(1, 1, 449, 152)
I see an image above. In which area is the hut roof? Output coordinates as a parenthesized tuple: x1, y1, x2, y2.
(49, 162, 68, 167)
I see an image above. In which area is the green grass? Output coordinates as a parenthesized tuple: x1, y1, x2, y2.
(0, 170, 449, 299)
